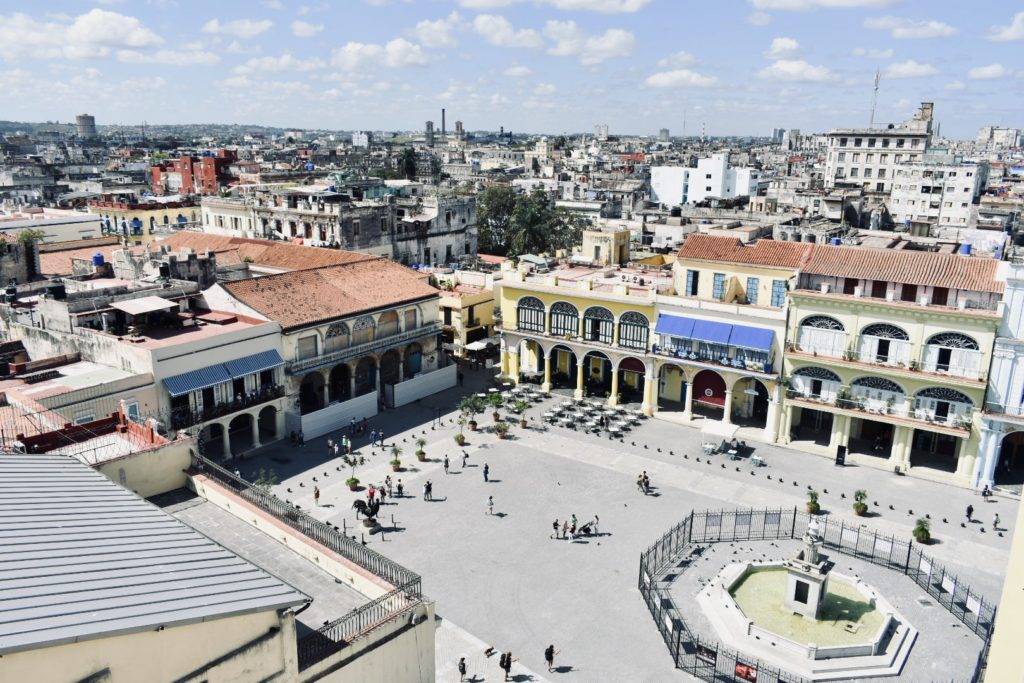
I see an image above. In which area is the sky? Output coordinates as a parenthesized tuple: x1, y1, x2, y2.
(0, 0, 1021, 138)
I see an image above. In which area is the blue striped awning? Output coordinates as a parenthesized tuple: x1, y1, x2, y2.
(690, 319, 732, 345)
(728, 325, 775, 352)
(163, 365, 232, 397)
(655, 314, 695, 338)
(656, 314, 774, 352)
(223, 350, 284, 379)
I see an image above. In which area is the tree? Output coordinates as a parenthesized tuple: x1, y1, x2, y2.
(17, 228, 46, 246)
(399, 147, 418, 180)
(531, 157, 541, 174)
(476, 185, 517, 254)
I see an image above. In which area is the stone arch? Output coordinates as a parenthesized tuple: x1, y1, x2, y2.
(404, 342, 423, 377)
(996, 430, 1024, 487)
(692, 369, 727, 419)
(402, 306, 419, 331)
(860, 323, 909, 340)
(549, 301, 580, 337)
(325, 321, 350, 353)
(328, 363, 351, 403)
(258, 405, 278, 442)
(800, 314, 844, 331)
(228, 413, 254, 455)
(516, 296, 545, 332)
(583, 306, 614, 344)
(352, 315, 376, 345)
(581, 350, 613, 396)
(548, 343, 578, 390)
(379, 349, 402, 385)
(299, 371, 325, 415)
(354, 356, 378, 396)
(926, 332, 979, 350)
(657, 363, 687, 411)
(618, 311, 650, 350)
(792, 366, 841, 382)
(377, 310, 400, 337)
(732, 377, 769, 428)
(616, 356, 647, 405)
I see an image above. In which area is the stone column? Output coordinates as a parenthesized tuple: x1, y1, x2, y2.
(890, 426, 910, 471)
(349, 369, 356, 400)
(722, 388, 734, 425)
(574, 356, 585, 400)
(780, 405, 793, 444)
(682, 381, 693, 421)
(508, 351, 520, 385)
(976, 423, 1001, 489)
(542, 353, 553, 392)
(640, 371, 655, 416)
(397, 350, 405, 382)
(221, 423, 231, 459)
(608, 367, 620, 406)
(765, 384, 781, 443)
(500, 348, 510, 377)
(251, 414, 261, 449)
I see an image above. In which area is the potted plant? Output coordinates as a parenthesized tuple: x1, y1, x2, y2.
(493, 421, 510, 439)
(806, 489, 821, 515)
(485, 392, 504, 421)
(454, 431, 466, 446)
(459, 395, 483, 431)
(390, 450, 403, 472)
(345, 476, 360, 491)
(853, 489, 868, 516)
(414, 438, 427, 462)
(340, 452, 365, 490)
(912, 518, 931, 544)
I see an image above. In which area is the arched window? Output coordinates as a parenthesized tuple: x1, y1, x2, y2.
(801, 315, 844, 331)
(916, 387, 973, 405)
(914, 387, 974, 423)
(516, 296, 545, 333)
(793, 367, 841, 382)
(852, 377, 904, 394)
(583, 306, 614, 344)
(325, 322, 350, 353)
(377, 310, 399, 337)
(619, 311, 650, 350)
(403, 308, 418, 331)
(926, 332, 978, 350)
(352, 316, 375, 345)
(861, 323, 909, 340)
(549, 301, 579, 337)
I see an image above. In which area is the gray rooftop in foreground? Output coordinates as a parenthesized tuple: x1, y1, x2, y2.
(0, 454, 309, 656)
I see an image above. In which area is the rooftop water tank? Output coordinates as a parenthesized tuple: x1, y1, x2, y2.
(959, 244, 972, 255)
(92, 252, 105, 267)
(830, 237, 841, 246)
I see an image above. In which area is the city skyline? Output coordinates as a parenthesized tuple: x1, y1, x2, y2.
(0, 0, 1021, 137)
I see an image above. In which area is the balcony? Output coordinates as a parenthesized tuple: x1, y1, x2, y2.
(652, 343, 774, 377)
(498, 323, 650, 356)
(287, 322, 441, 374)
(785, 388, 972, 435)
(788, 338, 986, 386)
(170, 384, 285, 430)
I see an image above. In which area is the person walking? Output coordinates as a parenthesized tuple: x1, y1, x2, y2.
(501, 652, 514, 681)
(593, 514, 600, 535)
(636, 473, 645, 494)
(384, 475, 393, 497)
(426, 480, 433, 501)
(568, 522, 575, 542)
(642, 471, 650, 494)
(326, 439, 333, 458)
(994, 513, 1001, 531)
(483, 463, 490, 482)
(561, 520, 568, 539)
(367, 485, 376, 503)
(544, 644, 557, 672)
(457, 656, 467, 682)
(313, 486, 320, 507)
(487, 495, 494, 516)
(444, 456, 450, 474)
(378, 485, 387, 505)
(370, 429, 378, 447)
(552, 518, 560, 539)
(377, 430, 386, 448)
(462, 452, 469, 469)
(966, 504, 974, 522)
(422, 482, 429, 501)
(396, 479, 404, 497)
(349, 418, 356, 436)
(498, 652, 508, 680)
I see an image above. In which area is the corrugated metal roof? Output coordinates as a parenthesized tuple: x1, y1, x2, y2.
(223, 349, 285, 379)
(0, 455, 308, 655)
(162, 365, 233, 397)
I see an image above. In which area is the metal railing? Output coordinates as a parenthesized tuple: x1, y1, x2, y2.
(639, 508, 995, 683)
(790, 339, 985, 382)
(170, 384, 285, 430)
(287, 322, 442, 374)
(192, 454, 420, 589)
(784, 388, 973, 431)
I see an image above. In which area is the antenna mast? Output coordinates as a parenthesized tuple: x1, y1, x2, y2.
(869, 69, 881, 128)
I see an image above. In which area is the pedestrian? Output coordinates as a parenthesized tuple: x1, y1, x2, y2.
(569, 522, 576, 541)
(570, 513, 577, 528)
(552, 518, 560, 539)
(994, 513, 1001, 531)
(384, 475, 393, 495)
(370, 429, 378, 447)
(346, 440, 353, 455)
(333, 442, 340, 458)
(561, 520, 568, 539)
(314, 486, 320, 506)
(502, 651, 514, 681)
(379, 485, 387, 505)
(483, 463, 489, 482)
(462, 452, 469, 469)
(426, 480, 434, 501)
(326, 438, 333, 457)
(378, 430, 386, 447)
(642, 472, 650, 494)
(593, 514, 600, 535)
(498, 653, 508, 680)
(396, 479, 404, 497)
(368, 485, 376, 503)
(422, 482, 429, 501)
(298, 431, 305, 446)
(444, 456, 450, 474)
(487, 495, 494, 516)
(349, 418, 356, 435)
(982, 484, 991, 498)
(966, 504, 974, 522)
(544, 644, 556, 672)
(636, 474, 644, 494)
(458, 656, 467, 682)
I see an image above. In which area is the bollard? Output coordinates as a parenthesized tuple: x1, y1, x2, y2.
(299, 482, 305, 487)
(942, 518, 947, 524)
(361, 533, 367, 545)
(343, 519, 348, 533)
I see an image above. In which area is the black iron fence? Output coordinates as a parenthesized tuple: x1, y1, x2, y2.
(639, 508, 996, 683)
(171, 384, 286, 430)
(192, 454, 421, 591)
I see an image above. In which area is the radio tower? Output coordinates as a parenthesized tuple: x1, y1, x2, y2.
(869, 69, 881, 128)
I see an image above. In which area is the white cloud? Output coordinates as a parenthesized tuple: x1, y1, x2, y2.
(503, 64, 532, 77)
(534, 82, 557, 95)
(944, 80, 965, 91)
(968, 63, 1007, 80)
(851, 47, 893, 58)
(234, 53, 325, 74)
(543, 20, 634, 65)
(262, 0, 284, 9)
(988, 12, 1024, 42)
(117, 49, 219, 66)
(883, 59, 937, 79)
(863, 16, 956, 39)
(201, 18, 273, 39)
(751, 0, 896, 9)
(472, 14, 543, 48)
(765, 36, 799, 58)
(0, 9, 163, 61)
(291, 20, 323, 37)
(411, 12, 461, 48)
(644, 68, 717, 88)
(330, 38, 429, 71)
(757, 59, 836, 82)
(746, 11, 771, 25)
(656, 51, 695, 68)
(458, 0, 649, 12)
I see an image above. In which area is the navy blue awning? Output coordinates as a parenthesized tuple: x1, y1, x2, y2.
(690, 319, 732, 345)
(223, 349, 284, 379)
(655, 314, 694, 338)
(728, 325, 775, 352)
(163, 365, 232, 397)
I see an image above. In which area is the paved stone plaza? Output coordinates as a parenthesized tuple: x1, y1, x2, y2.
(229, 370, 1016, 681)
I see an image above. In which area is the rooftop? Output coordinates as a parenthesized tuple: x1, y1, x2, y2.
(0, 455, 308, 656)
(676, 234, 812, 269)
(83, 310, 271, 350)
(155, 233, 375, 272)
(223, 260, 438, 330)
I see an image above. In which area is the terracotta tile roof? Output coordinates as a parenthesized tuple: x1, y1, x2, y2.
(801, 244, 1004, 293)
(222, 260, 439, 330)
(477, 253, 508, 265)
(676, 234, 812, 269)
(156, 233, 374, 272)
(38, 243, 128, 276)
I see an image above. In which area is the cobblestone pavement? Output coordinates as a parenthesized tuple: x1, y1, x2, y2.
(230, 369, 1016, 681)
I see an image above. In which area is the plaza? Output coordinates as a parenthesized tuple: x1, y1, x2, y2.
(230, 369, 1016, 681)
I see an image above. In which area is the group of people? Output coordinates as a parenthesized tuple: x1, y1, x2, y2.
(456, 645, 560, 681)
(636, 470, 652, 495)
(966, 503, 1001, 530)
(422, 480, 435, 501)
(551, 513, 598, 541)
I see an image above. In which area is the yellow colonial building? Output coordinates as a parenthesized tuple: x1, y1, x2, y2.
(782, 244, 1003, 487)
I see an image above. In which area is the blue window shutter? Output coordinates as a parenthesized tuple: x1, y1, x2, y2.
(746, 277, 759, 305)
(686, 270, 696, 296)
